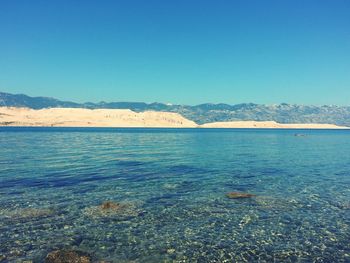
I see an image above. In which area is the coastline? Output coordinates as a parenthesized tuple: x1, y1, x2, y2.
(0, 107, 349, 129)
(199, 121, 349, 129)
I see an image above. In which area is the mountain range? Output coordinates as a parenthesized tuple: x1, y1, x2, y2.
(1, 91, 350, 126)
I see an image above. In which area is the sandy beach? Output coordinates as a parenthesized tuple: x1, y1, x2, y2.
(0, 107, 348, 129)
(200, 120, 349, 129)
(0, 107, 197, 128)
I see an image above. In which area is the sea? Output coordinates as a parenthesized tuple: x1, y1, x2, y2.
(0, 127, 350, 262)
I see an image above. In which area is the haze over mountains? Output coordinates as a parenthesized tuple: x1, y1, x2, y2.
(1, 91, 350, 126)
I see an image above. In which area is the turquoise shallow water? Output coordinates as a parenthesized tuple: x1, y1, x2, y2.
(1, 127, 350, 262)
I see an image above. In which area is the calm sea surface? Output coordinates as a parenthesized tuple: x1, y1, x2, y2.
(1, 127, 350, 262)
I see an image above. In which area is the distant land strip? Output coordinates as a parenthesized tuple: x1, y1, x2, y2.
(1, 91, 350, 127)
(0, 107, 348, 129)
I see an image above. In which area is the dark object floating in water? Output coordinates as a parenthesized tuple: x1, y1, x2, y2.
(226, 192, 256, 199)
(294, 134, 307, 137)
(45, 249, 91, 263)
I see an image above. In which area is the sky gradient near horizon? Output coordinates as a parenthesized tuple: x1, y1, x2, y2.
(0, 0, 349, 105)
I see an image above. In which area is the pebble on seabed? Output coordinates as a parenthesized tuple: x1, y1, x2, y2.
(45, 249, 91, 263)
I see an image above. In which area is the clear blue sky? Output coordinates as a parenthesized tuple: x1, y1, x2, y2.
(0, 0, 349, 105)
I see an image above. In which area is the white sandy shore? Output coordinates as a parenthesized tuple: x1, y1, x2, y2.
(0, 107, 197, 127)
(0, 107, 348, 129)
(200, 121, 349, 129)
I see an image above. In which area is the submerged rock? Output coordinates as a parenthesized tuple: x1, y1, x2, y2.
(45, 250, 91, 263)
(226, 192, 256, 199)
(18, 208, 54, 218)
(100, 201, 123, 210)
(254, 196, 301, 211)
(332, 201, 350, 210)
(162, 183, 178, 190)
(1, 207, 54, 220)
(84, 201, 140, 220)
